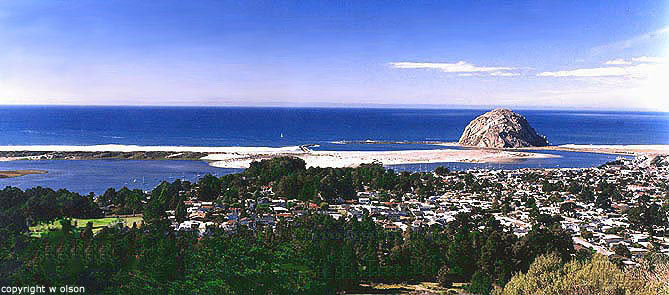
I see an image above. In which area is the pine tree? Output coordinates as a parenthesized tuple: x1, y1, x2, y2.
(176, 201, 187, 223)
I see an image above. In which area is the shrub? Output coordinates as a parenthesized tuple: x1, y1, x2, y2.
(436, 265, 454, 288)
(468, 271, 492, 294)
(498, 253, 666, 295)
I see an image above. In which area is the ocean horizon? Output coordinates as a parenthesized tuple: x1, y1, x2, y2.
(1, 106, 668, 147)
(0, 106, 661, 193)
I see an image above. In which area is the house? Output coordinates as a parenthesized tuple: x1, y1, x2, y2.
(602, 234, 623, 245)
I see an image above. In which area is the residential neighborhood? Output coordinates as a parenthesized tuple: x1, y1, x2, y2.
(168, 155, 669, 267)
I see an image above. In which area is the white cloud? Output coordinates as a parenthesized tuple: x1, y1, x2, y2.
(538, 66, 629, 77)
(602, 56, 668, 65)
(490, 71, 520, 77)
(539, 55, 668, 78)
(592, 26, 669, 54)
(604, 58, 631, 65)
(390, 61, 518, 76)
(631, 56, 668, 63)
(535, 57, 669, 111)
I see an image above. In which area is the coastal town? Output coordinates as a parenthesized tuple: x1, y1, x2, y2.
(165, 154, 669, 267)
(2, 0, 668, 292)
(3, 108, 665, 294)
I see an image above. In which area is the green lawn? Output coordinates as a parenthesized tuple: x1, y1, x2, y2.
(29, 216, 143, 237)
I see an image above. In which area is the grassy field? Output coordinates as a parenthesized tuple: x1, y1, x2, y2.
(29, 216, 143, 237)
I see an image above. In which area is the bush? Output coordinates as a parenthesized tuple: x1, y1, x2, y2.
(435, 166, 450, 176)
(612, 244, 631, 258)
(467, 271, 492, 294)
(498, 253, 665, 295)
(436, 265, 454, 288)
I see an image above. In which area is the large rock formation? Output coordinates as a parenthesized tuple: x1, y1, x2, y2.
(459, 109, 548, 148)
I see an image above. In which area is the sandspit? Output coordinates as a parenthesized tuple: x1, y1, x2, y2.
(0, 170, 48, 178)
(0, 144, 559, 169)
(203, 148, 559, 168)
(0, 144, 303, 153)
(525, 144, 669, 156)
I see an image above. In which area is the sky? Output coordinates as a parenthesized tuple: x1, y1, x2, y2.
(0, 0, 667, 111)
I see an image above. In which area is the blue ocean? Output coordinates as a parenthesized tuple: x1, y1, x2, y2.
(1, 106, 668, 146)
(1, 106, 667, 193)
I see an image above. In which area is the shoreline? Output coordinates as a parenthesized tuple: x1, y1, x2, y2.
(517, 144, 669, 156)
(558, 144, 669, 155)
(0, 144, 304, 153)
(1, 143, 666, 169)
(0, 169, 48, 178)
(0, 144, 557, 168)
(203, 148, 559, 168)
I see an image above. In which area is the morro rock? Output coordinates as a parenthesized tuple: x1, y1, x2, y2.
(458, 109, 548, 148)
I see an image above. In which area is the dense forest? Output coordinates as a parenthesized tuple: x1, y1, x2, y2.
(1, 201, 573, 293)
(0, 157, 666, 294)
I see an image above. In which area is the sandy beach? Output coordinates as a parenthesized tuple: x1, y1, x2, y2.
(203, 148, 559, 168)
(0, 144, 558, 168)
(515, 144, 669, 156)
(4, 143, 668, 169)
(557, 144, 669, 155)
(6, 143, 668, 169)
